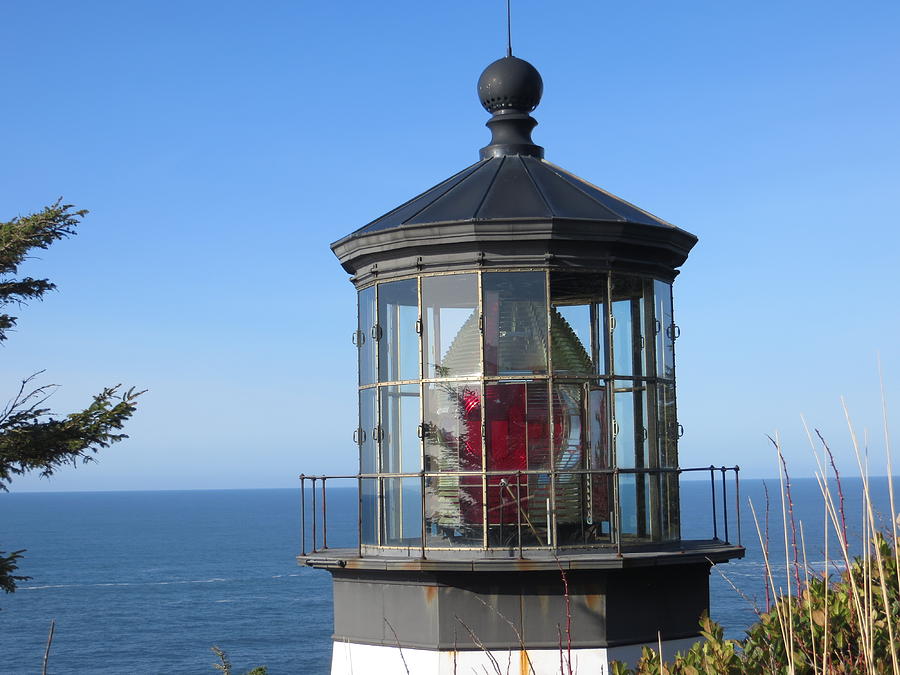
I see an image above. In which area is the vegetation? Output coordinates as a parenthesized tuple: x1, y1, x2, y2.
(612, 421, 899, 675)
(612, 531, 899, 674)
(211, 646, 268, 675)
(0, 201, 142, 598)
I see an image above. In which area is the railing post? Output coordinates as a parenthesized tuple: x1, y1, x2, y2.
(721, 467, 728, 544)
(709, 466, 718, 540)
(735, 466, 742, 546)
(614, 468, 622, 556)
(420, 470, 426, 560)
(499, 477, 507, 550)
(516, 471, 523, 560)
(357, 473, 363, 558)
(311, 477, 318, 554)
(300, 474, 306, 557)
(322, 478, 328, 550)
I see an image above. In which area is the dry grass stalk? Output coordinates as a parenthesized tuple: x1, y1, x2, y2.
(383, 617, 411, 675)
(470, 594, 536, 675)
(454, 615, 502, 675)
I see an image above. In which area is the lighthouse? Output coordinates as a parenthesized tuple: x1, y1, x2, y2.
(301, 54, 744, 674)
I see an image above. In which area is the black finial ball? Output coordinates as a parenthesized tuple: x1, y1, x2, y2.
(477, 56, 543, 114)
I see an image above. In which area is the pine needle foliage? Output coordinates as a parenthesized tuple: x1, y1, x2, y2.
(0, 200, 84, 340)
(211, 646, 268, 675)
(0, 202, 142, 600)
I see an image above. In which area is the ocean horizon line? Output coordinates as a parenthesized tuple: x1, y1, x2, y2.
(4, 473, 898, 496)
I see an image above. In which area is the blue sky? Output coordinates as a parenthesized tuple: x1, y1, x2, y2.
(2, 1, 898, 490)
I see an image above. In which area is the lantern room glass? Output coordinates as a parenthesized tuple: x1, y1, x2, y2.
(356, 269, 680, 549)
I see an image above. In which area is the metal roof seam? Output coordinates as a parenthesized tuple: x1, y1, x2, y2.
(472, 156, 506, 220)
(539, 160, 630, 223)
(396, 160, 488, 228)
(356, 160, 486, 235)
(518, 154, 555, 216)
(542, 159, 678, 229)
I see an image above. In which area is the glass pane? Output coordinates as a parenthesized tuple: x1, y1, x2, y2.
(657, 382, 679, 541)
(361, 478, 378, 545)
(422, 274, 480, 379)
(613, 382, 635, 469)
(550, 272, 606, 375)
(359, 388, 377, 474)
(553, 305, 592, 374)
(610, 275, 644, 377)
(614, 379, 650, 539)
(485, 381, 551, 471)
(594, 289, 609, 376)
(653, 280, 675, 379)
(482, 471, 550, 548)
(425, 479, 484, 548)
(554, 383, 586, 545)
(378, 279, 419, 382)
(379, 384, 420, 474)
(657, 382, 678, 468)
(485, 381, 550, 531)
(586, 383, 610, 538)
(423, 382, 483, 547)
(483, 272, 548, 376)
(424, 382, 482, 472)
(382, 477, 422, 546)
(617, 473, 650, 539)
(527, 472, 552, 546)
(618, 473, 637, 536)
(358, 287, 376, 386)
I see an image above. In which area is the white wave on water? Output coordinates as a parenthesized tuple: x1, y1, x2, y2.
(20, 577, 235, 591)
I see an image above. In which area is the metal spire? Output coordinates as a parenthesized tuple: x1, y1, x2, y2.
(506, 0, 513, 57)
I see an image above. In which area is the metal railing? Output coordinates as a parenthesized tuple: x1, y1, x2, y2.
(299, 465, 741, 558)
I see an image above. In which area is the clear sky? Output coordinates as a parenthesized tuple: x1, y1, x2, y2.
(2, 1, 898, 491)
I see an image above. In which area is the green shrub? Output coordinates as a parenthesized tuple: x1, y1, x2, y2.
(612, 531, 900, 674)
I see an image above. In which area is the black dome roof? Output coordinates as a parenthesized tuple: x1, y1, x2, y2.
(477, 56, 543, 114)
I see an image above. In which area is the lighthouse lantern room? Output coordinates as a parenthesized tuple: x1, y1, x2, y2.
(301, 54, 744, 675)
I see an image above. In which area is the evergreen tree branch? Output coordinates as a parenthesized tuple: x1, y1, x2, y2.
(0, 550, 30, 594)
(0, 200, 86, 341)
(0, 201, 140, 600)
(0, 383, 144, 490)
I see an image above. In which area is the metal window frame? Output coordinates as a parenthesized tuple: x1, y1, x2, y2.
(356, 267, 683, 554)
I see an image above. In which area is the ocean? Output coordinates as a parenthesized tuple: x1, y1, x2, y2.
(1, 477, 896, 674)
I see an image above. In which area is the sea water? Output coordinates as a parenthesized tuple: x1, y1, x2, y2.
(1, 478, 896, 674)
